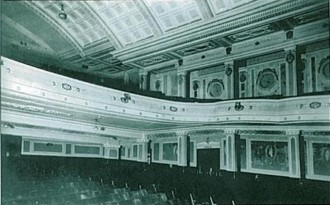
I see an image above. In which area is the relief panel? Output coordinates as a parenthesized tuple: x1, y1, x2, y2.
(151, 137, 178, 165)
(240, 134, 300, 178)
(149, 70, 177, 96)
(190, 65, 229, 99)
(303, 46, 330, 93)
(239, 58, 287, 98)
(304, 134, 330, 182)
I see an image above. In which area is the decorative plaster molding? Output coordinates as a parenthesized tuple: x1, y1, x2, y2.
(227, 25, 275, 43)
(237, 130, 286, 135)
(175, 41, 218, 56)
(246, 51, 285, 66)
(302, 131, 330, 136)
(188, 129, 224, 136)
(175, 131, 188, 136)
(1, 122, 124, 140)
(147, 132, 177, 139)
(2, 102, 73, 117)
(135, 55, 171, 67)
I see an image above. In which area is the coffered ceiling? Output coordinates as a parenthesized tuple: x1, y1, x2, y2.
(1, 0, 328, 85)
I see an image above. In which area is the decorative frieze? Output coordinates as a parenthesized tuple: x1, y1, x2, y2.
(237, 130, 286, 135)
(2, 102, 73, 117)
(188, 129, 224, 136)
(1, 122, 123, 140)
(147, 132, 177, 139)
(246, 51, 285, 66)
(148, 129, 225, 139)
(302, 131, 330, 136)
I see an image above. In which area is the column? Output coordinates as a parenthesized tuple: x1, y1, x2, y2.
(177, 131, 188, 167)
(124, 72, 130, 86)
(137, 135, 149, 162)
(224, 60, 234, 99)
(286, 130, 301, 178)
(222, 129, 237, 172)
(301, 53, 311, 93)
(139, 71, 148, 91)
(285, 48, 297, 96)
(177, 71, 187, 98)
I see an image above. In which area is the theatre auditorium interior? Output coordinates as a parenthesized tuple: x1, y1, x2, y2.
(1, 0, 330, 204)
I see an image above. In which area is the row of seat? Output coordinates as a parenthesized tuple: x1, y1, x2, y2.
(2, 176, 169, 205)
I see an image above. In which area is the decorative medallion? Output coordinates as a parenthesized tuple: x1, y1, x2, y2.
(207, 79, 224, 98)
(309, 102, 321, 109)
(225, 66, 233, 76)
(286, 51, 295, 63)
(321, 147, 330, 162)
(256, 68, 279, 96)
(239, 72, 246, 82)
(120, 93, 131, 103)
(234, 102, 244, 111)
(155, 80, 161, 91)
(62, 83, 72, 91)
(169, 106, 178, 112)
(193, 81, 199, 91)
(319, 56, 330, 80)
(265, 144, 278, 159)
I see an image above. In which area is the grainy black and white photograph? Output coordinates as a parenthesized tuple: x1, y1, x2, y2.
(1, 0, 329, 204)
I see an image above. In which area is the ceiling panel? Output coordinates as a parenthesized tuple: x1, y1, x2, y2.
(143, 0, 203, 32)
(2, 1, 73, 55)
(89, 1, 155, 46)
(207, 0, 254, 15)
(29, 1, 108, 48)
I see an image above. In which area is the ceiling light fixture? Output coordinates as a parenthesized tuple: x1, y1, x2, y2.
(58, 4, 67, 20)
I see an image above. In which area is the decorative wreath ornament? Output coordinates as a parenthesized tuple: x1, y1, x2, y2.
(265, 144, 278, 160)
(320, 147, 330, 162)
(256, 68, 279, 96)
(207, 79, 224, 98)
(318, 56, 330, 81)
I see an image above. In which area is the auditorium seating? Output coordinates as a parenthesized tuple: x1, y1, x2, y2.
(1, 175, 170, 205)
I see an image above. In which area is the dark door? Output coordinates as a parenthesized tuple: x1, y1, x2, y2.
(197, 148, 220, 175)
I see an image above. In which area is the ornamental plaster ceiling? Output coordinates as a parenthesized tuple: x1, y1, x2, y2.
(1, 0, 329, 87)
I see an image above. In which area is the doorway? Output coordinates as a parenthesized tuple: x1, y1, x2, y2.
(197, 148, 220, 175)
